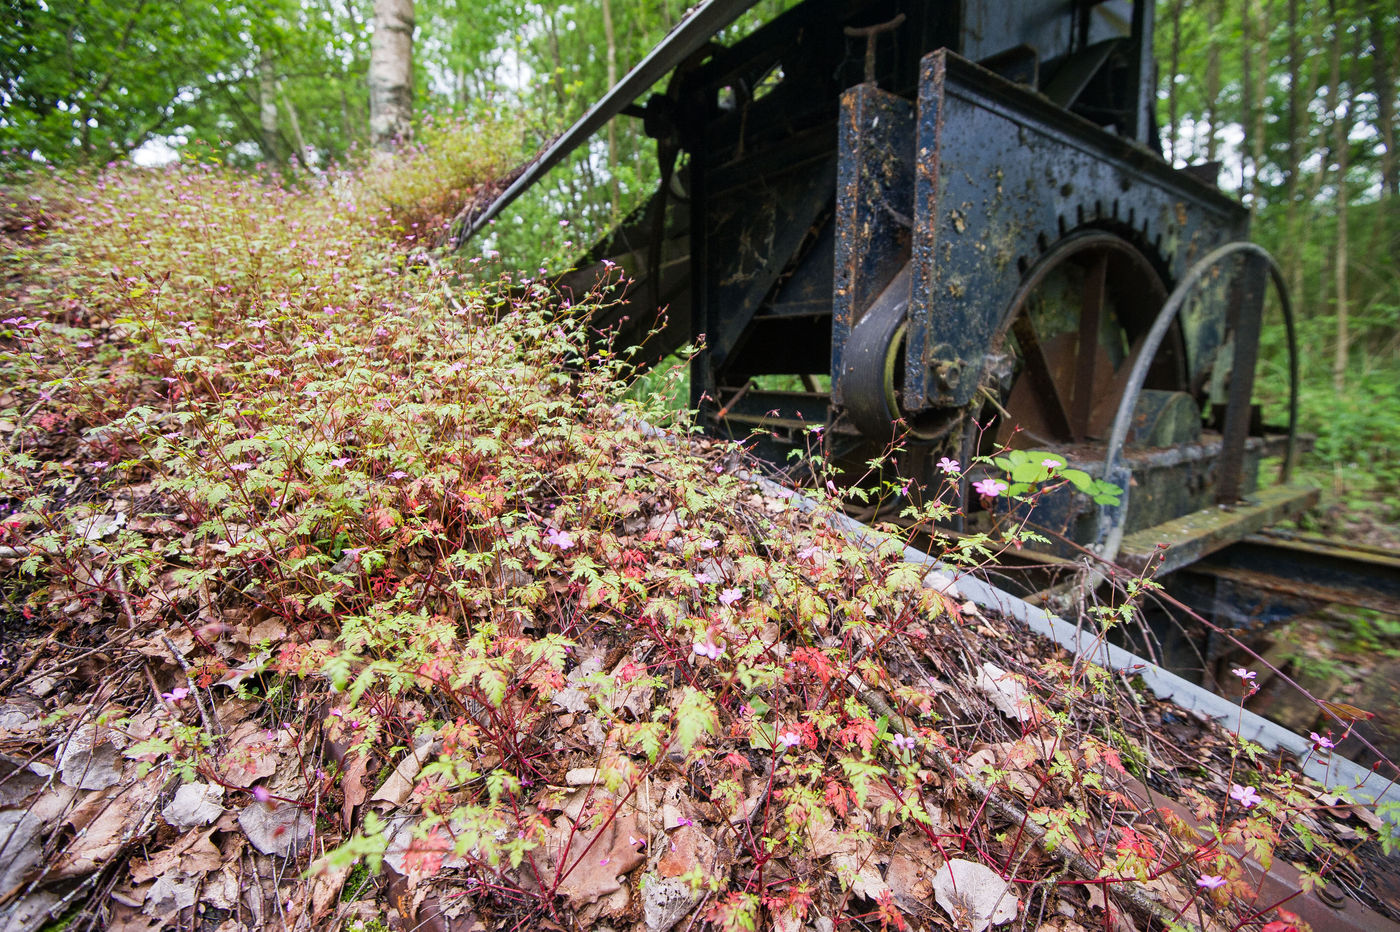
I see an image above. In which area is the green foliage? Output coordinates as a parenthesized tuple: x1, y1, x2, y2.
(1, 0, 373, 167)
(1160, 2, 1400, 503)
(991, 449, 1122, 506)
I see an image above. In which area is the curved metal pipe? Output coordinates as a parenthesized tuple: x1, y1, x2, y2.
(1095, 241, 1299, 564)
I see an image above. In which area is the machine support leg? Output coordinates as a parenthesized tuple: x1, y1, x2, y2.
(1216, 254, 1266, 504)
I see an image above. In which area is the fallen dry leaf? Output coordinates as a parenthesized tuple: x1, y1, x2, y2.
(383, 815, 468, 879)
(371, 733, 439, 807)
(161, 781, 225, 830)
(217, 720, 279, 789)
(642, 874, 704, 932)
(974, 663, 1037, 724)
(58, 723, 126, 790)
(287, 861, 351, 930)
(0, 755, 44, 807)
(0, 891, 61, 932)
(830, 834, 889, 902)
(341, 752, 370, 828)
(0, 809, 45, 898)
(546, 811, 647, 908)
(931, 858, 1017, 932)
(238, 801, 313, 858)
(53, 778, 159, 876)
(130, 826, 223, 884)
(142, 873, 199, 921)
(887, 830, 938, 913)
(656, 824, 716, 878)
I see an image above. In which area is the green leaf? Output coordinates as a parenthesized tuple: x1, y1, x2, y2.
(675, 688, 718, 752)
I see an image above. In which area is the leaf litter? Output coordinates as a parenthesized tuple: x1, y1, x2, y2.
(0, 153, 1396, 932)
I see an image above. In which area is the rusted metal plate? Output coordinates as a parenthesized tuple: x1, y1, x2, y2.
(1189, 531, 1400, 616)
(1117, 483, 1320, 576)
(909, 49, 1247, 411)
(831, 83, 915, 405)
(1111, 769, 1400, 932)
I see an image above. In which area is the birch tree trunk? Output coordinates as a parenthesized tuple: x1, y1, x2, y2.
(369, 0, 414, 151)
(279, 84, 310, 167)
(259, 49, 282, 164)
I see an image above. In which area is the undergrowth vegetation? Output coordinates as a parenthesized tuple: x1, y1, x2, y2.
(0, 137, 1393, 932)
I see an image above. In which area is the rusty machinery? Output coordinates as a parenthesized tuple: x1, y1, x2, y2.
(464, 0, 1316, 573)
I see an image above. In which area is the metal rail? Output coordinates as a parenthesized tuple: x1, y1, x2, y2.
(1096, 241, 1301, 564)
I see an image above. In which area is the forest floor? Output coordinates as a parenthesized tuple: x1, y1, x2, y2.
(1, 151, 1398, 932)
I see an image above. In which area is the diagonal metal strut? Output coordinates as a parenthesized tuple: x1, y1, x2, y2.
(456, 0, 759, 246)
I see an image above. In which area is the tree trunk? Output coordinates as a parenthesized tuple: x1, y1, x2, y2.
(1205, 0, 1222, 162)
(279, 83, 310, 168)
(1371, 1, 1397, 199)
(1284, 0, 1301, 199)
(1331, 2, 1355, 393)
(1168, 0, 1183, 165)
(602, 0, 623, 220)
(1285, 0, 1325, 306)
(545, 9, 567, 119)
(1313, 1, 1344, 321)
(1247, 0, 1268, 216)
(259, 48, 282, 164)
(369, 0, 414, 151)
(1240, 0, 1254, 207)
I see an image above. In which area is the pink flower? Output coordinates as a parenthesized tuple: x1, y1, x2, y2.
(777, 731, 801, 749)
(1309, 732, 1335, 750)
(938, 457, 960, 473)
(891, 733, 917, 752)
(252, 785, 271, 804)
(1196, 874, 1226, 890)
(1041, 458, 1062, 470)
(718, 588, 742, 606)
(545, 528, 574, 550)
(1229, 783, 1261, 809)
(973, 478, 1007, 498)
(1232, 667, 1256, 681)
(691, 640, 724, 661)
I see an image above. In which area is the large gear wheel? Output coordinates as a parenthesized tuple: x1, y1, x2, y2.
(989, 229, 1183, 450)
(841, 229, 1183, 455)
